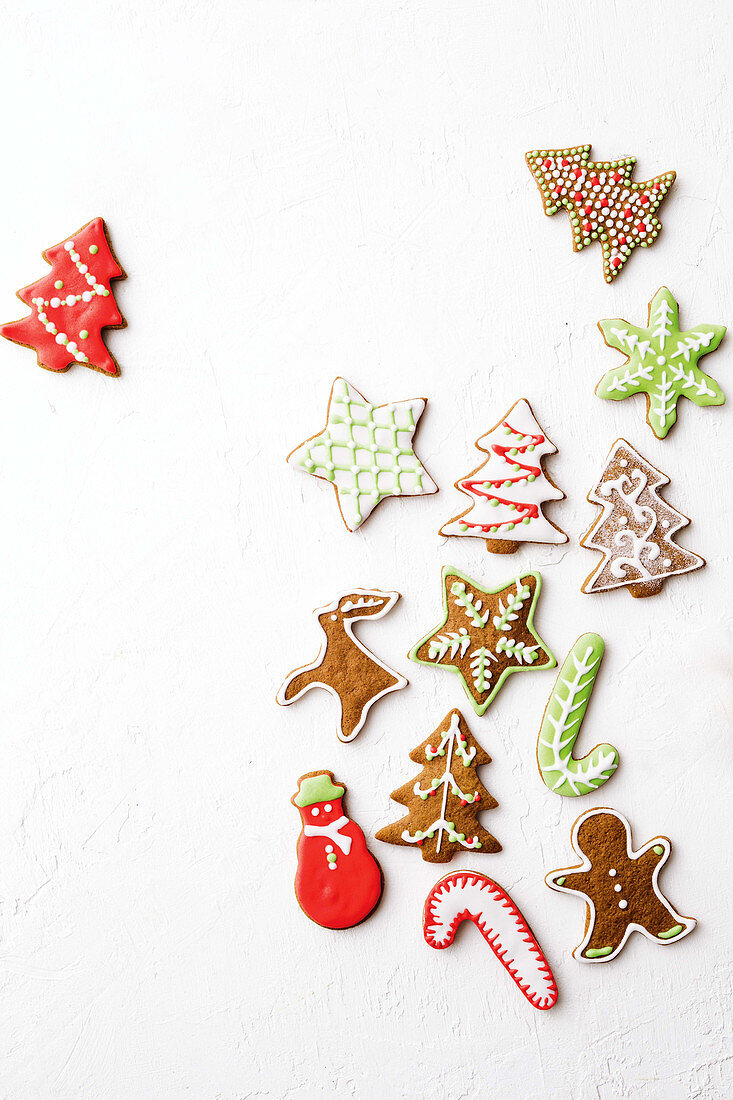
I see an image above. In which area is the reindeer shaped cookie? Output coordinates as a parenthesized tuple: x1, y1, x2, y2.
(276, 589, 407, 742)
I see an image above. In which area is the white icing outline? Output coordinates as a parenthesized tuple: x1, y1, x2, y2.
(276, 588, 407, 743)
(546, 807, 696, 963)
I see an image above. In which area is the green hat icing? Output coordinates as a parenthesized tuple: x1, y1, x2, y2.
(294, 773, 345, 808)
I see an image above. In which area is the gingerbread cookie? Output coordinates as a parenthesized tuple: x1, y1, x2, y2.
(546, 808, 696, 962)
(409, 568, 555, 715)
(287, 377, 437, 532)
(1, 217, 126, 375)
(596, 287, 725, 439)
(581, 438, 704, 597)
(439, 398, 567, 554)
(424, 871, 558, 1010)
(276, 589, 406, 742)
(537, 633, 619, 797)
(292, 772, 382, 929)
(525, 145, 675, 283)
(376, 709, 501, 862)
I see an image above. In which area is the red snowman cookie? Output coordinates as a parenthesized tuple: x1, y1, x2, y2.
(292, 771, 383, 930)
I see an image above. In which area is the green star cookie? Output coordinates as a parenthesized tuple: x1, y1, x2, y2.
(596, 287, 726, 439)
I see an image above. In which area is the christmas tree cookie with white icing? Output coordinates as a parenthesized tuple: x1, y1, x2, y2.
(546, 808, 696, 963)
(292, 771, 383, 930)
(287, 376, 437, 532)
(596, 287, 725, 439)
(409, 567, 555, 715)
(440, 398, 567, 554)
(525, 145, 675, 283)
(581, 439, 704, 598)
(1, 217, 126, 375)
(376, 709, 501, 863)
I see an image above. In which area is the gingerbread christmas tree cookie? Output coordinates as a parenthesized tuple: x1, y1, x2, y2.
(596, 287, 725, 438)
(546, 808, 696, 963)
(439, 398, 567, 554)
(525, 145, 675, 283)
(376, 709, 501, 862)
(276, 589, 406, 742)
(1, 217, 126, 375)
(287, 377, 437, 532)
(581, 439, 704, 598)
(409, 567, 555, 715)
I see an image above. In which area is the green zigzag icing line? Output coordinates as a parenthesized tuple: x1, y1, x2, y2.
(537, 633, 619, 797)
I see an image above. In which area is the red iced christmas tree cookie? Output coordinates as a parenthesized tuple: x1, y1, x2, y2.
(1, 217, 126, 376)
(292, 771, 383, 929)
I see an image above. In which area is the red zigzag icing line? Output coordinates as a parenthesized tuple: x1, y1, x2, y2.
(423, 870, 558, 1010)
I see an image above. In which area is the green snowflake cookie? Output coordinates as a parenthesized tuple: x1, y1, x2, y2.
(596, 287, 725, 439)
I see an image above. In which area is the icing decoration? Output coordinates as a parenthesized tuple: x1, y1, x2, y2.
(596, 287, 725, 439)
(409, 568, 555, 716)
(376, 709, 501, 863)
(423, 871, 558, 1010)
(546, 808, 696, 963)
(581, 438, 704, 598)
(0, 217, 125, 375)
(292, 771, 382, 929)
(276, 589, 407, 742)
(537, 633, 619, 797)
(287, 377, 437, 532)
(525, 145, 675, 283)
(440, 398, 567, 553)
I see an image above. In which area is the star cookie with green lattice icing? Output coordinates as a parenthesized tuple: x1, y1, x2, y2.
(596, 288, 726, 439)
(409, 567, 556, 715)
(288, 377, 438, 531)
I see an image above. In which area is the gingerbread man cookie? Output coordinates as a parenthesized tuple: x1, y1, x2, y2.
(546, 808, 696, 962)
(276, 589, 406, 742)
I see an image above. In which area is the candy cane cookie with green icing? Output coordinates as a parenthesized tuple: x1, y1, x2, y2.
(537, 633, 619, 797)
(546, 808, 696, 963)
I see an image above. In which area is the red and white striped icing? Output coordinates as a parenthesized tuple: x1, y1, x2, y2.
(423, 870, 558, 1010)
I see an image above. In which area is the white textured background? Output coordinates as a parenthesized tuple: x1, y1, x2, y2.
(0, 2, 730, 1097)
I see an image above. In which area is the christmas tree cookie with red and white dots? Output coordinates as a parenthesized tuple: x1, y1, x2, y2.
(1, 217, 125, 376)
(525, 145, 675, 283)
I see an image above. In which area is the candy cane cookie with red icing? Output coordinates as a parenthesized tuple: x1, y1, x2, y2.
(423, 870, 558, 1010)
